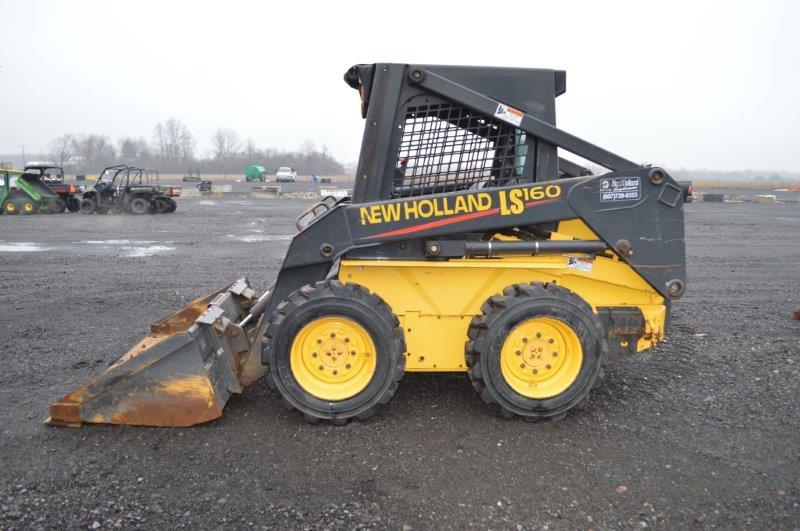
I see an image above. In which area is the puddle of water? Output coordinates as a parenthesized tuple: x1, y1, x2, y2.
(77, 239, 176, 257)
(124, 245, 175, 257)
(198, 200, 217, 206)
(82, 240, 157, 245)
(228, 234, 293, 243)
(0, 242, 53, 252)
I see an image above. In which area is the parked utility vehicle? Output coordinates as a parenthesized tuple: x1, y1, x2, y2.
(23, 164, 81, 212)
(79, 165, 177, 215)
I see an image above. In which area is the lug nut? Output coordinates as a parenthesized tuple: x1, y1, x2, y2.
(311, 352, 317, 358)
(533, 369, 538, 374)
(318, 365, 324, 370)
(345, 363, 351, 369)
(333, 370, 338, 375)
(344, 337, 350, 343)
(536, 332, 541, 338)
(546, 364, 552, 369)
(330, 332, 336, 338)
(316, 338, 323, 344)
(520, 363, 525, 369)
(522, 337, 528, 343)
(552, 352, 558, 357)
(515, 350, 521, 356)
(548, 338, 554, 344)
(350, 350, 356, 355)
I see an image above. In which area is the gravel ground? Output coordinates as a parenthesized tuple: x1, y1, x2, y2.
(0, 197, 798, 529)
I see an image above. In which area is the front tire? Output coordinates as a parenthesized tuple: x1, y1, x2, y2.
(3, 199, 19, 215)
(466, 282, 607, 421)
(263, 280, 405, 425)
(79, 198, 96, 214)
(66, 196, 80, 212)
(130, 197, 149, 215)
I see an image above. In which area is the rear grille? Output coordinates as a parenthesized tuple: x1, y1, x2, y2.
(394, 102, 527, 197)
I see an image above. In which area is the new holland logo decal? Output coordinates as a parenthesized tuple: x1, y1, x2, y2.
(360, 184, 562, 239)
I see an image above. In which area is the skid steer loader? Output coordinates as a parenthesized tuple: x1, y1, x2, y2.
(48, 63, 685, 427)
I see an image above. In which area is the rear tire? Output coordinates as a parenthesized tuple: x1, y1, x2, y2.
(466, 282, 607, 421)
(130, 197, 149, 215)
(79, 198, 96, 214)
(166, 198, 177, 213)
(263, 280, 405, 425)
(20, 199, 38, 214)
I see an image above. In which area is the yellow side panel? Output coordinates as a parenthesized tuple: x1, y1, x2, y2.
(553, 218, 600, 240)
(339, 255, 666, 372)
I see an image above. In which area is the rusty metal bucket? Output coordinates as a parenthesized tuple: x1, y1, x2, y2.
(47, 279, 266, 427)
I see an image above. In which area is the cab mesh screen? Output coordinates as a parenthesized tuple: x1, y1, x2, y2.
(394, 102, 526, 197)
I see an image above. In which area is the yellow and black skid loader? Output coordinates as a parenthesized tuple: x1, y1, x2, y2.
(48, 63, 686, 426)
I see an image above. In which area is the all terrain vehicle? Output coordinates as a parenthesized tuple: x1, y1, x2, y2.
(79, 165, 177, 214)
(23, 164, 81, 212)
(49, 63, 686, 427)
(0, 168, 64, 214)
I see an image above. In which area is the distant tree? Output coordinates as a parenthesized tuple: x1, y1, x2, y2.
(48, 134, 76, 166)
(244, 138, 257, 161)
(153, 118, 193, 169)
(211, 127, 240, 161)
(118, 137, 151, 166)
(71, 134, 117, 170)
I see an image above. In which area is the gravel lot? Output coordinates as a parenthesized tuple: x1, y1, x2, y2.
(0, 197, 798, 529)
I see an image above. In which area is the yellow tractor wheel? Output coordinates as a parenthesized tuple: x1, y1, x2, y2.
(263, 280, 405, 425)
(3, 199, 19, 215)
(20, 200, 37, 214)
(466, 282, 607, 421)
(290, 316, 378, 401)
(500, 316, 584, 399)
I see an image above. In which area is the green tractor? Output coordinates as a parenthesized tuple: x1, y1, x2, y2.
(0, 168, 64, 215)
(245, 165, 267, 182)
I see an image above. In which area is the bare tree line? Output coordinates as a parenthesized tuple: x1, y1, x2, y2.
(47, 118, 345, 175)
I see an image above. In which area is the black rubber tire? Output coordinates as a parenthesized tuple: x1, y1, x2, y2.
(262, 280, 406, 425)
(20, 199, 38, 215)
(79, 199, 96, 214)
(130, 197, 149, 215)
(466, 282, 608, 421)
(166, 198, 177, 213)
(3, 199, 18, 215)
(66, 196, 80, 212)
(56, 199, 67, 213)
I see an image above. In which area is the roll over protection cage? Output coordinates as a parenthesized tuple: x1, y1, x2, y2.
(260, 63, 685, 332)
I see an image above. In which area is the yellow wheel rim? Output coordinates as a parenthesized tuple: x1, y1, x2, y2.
(500, 317, 583, 399)
(23, 202, 34, 212)
(290, 316, 377, 401)
(5, 202, 15, 213)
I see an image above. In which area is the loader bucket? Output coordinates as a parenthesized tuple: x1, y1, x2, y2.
(47, 279, 266, 427)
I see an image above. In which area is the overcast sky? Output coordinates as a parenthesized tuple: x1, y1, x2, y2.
(1, 0, 798, 171)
